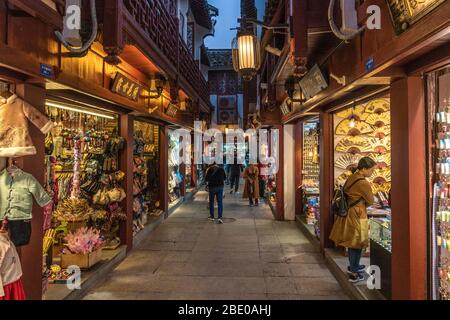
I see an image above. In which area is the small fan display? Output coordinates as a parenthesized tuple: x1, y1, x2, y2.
(365, 99, 390, 114)
(369, 125, 391, 139)
(335, 171, 353, 187)
(369, 168, 391, 184)
(335, 154, 362, 171)
(335, 136, 372, 153)
(365, 112, 390, 127)
(335, 119, 374, 136)
(334, 96, 391, 199)
(368, 152, 391, 168)
(368, 136, 391, 154)
(335, 105, 366, 120)
(372, 182, 391, 194)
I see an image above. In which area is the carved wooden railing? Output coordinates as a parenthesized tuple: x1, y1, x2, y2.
(123, 0, 210, 108)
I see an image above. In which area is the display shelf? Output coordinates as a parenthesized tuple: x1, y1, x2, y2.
(428, 67, 450, 300)
(369, 217, 392, 253)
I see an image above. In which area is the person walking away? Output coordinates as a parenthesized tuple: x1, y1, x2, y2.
(243, 164, 260, 206)
(205, 163, 226, 224)
(229, 162, 243, 194)
(329, 157, 376, 283)
(257, 162, 268, 199)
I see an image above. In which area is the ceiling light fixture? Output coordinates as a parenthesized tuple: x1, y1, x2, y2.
(45, 101, 115, 119)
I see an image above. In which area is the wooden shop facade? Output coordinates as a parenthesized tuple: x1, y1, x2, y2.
(0, 0, 212, 299)
(257, 0, 450, 300)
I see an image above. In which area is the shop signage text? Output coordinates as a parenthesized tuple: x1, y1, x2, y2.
(165, 103, 179, 117)
(40, 64, 54, 78)
(386, 0, 446, 34)
(280, 101, 291, 116)
(299, 65, 328, 101)
(366, 57, 375, 71)
(111, 73, 143, 102)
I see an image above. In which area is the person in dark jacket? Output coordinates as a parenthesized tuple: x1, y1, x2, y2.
(229, 163, 243, 194)
(205, 163, 226, 224)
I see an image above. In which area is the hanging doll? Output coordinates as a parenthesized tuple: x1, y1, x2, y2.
(0, 219, 26, 300)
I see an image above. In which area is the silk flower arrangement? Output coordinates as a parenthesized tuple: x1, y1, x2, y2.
(64, 227, 104, 255)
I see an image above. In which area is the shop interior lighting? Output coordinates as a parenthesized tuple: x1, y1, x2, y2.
(45, 101, 115, 120)
(349, 104, 356, 128)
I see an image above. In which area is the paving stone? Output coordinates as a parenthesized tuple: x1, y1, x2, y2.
(85, 188, 348, 300)
(264, 277, 298, 294)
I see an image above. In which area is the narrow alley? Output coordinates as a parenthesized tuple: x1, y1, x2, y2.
(84, 187, 348, 300)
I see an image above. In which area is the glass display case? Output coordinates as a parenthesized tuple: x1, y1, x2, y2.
(369, 216, 392, 299)
(369, 217, 392, 253)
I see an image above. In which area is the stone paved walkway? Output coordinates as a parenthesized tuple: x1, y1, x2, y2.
(84, 186, 349, 300)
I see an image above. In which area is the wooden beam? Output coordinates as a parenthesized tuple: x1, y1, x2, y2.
(287, 0, 450, 117)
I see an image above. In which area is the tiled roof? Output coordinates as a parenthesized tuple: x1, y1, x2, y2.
(206, 49, 233, 68)
(190, 0, 213, 30)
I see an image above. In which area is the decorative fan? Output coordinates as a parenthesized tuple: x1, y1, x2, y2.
(335, 119, 373, 136)
(335, 136, 372, 153)
(368, 136, 391, 154)
(369, 125, 391, 139)
(365, 112, 390, 127)
(368, 153, 391, 168)
(372, 182, 391, 194)
(365, 99, 390, 114)
(335, 105, 365, 119)
(335, 171, 352, 187)
(369, 168, 391, 184)
(335, 154, 362, 171)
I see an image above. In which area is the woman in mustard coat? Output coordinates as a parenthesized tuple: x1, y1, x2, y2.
(329, 157, 376, 283)
(243, 164, 260, 206)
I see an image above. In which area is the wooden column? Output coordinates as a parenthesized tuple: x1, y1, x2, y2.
(295, 121, 304, 216)
(119, 114, 134, 252)
(275, 124, 285, 220)
(390, 77, 427, 300)
(16, 83, 46, 300)
(319, 111, 334, 251)
(160, 126, 169, 217)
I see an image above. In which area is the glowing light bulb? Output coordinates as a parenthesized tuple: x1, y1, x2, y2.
(349, 117, 356, 128)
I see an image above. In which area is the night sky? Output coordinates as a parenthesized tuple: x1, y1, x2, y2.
(204, 0, 266, 49)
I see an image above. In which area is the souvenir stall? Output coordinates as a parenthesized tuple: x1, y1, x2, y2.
(301, 121, 320, 236)
(426, 65, 450, 300)
(168, 129, 183, 209)
(0, 80, 52, 300)
(41, 97, 127, 293)
(132, 120, 163, 237)
(333, 95, 392, 298)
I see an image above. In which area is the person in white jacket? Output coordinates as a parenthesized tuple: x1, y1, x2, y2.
(0, 219, 26, 300)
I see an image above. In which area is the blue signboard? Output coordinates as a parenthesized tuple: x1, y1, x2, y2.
(40, 64, 54, 78)
(366, 57, 375, 71)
